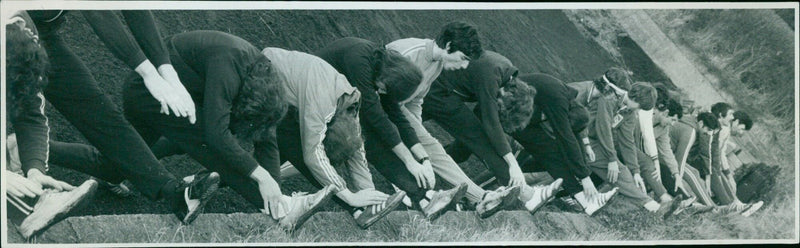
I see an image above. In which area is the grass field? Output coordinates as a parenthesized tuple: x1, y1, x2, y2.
(7, 9, 797, 243)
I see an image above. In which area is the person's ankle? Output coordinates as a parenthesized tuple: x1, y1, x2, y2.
(519, 185, 534, 202)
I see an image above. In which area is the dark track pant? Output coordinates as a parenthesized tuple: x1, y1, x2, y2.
(422, 91, 510, 186)
(40, 31, 178, 200)
(509, 123, 585, 196)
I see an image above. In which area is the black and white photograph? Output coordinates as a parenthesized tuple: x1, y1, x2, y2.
(1, 1, 798, 246)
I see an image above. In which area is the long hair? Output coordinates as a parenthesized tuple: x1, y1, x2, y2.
(377, 49, 422, 102)
(323, 106, 363, 166)
(230, 55, 287, 142)
(498, 78, 536, 133)
(6, 23, 49, 119)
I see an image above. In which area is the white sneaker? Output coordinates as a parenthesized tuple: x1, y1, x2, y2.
(643, 200, 661, 212)
(574, 187, 618, 216)
(278, 185, 336, 231)
(522, 178, 563, 215)
(18, 180, 98, 239)
(740, 201, 764, 217)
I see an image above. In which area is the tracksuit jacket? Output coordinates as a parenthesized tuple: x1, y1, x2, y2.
(314, 37, 421, 150)
(262, 47, 362, 192)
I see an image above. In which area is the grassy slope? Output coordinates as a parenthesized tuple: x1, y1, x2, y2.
(20, 9, 795, 242)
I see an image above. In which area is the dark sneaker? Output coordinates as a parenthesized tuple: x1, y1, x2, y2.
(354, 191, 406, 229)
(94, 177, 133, 197)
(279, 185, 336, 231)
(575, 187, 618, 216)
(476, 185, 520, 218)
(422, 183, 468, 221)
(556, 195, 585, 213)
(662, 195, 688, 220)
(18, 180, 98, 239)
(522, 178, 563, 215)
(174, 171, 220, 225)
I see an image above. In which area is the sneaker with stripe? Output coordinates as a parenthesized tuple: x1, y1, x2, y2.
(476, 185, 521, 218)
(574, 187, 618, 216)
(421, 183, 469, 221)
(279, 185, 336, 231)
(522, 178, 563, 215)
(17, 180, 98, 239)
(174, 171, 220, 225)
(354, 191, 406, 229)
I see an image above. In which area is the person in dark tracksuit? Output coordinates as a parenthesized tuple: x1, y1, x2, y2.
(422, 51, 564, 215)
(21, 10, 218, 225)
(315, 37, 518, 220)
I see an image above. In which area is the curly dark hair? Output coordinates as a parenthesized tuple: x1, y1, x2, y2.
(229, 55, 287, 142)
(710, 102, 733, 119)
(323, 110, 363, 166)
(733, 110, 753, 130)
(666, 99, 684, 119)
(697, 112, 720, 131)
(593, 67, 632, 94)
(628, 83, 657, 111)
(377, 49, 422, 102)
(435, 21, 483, 60)
(498, 78, 536, 134)
(6, 24, 49, 119)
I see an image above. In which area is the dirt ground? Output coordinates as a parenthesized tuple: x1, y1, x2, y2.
(41, 10, 620, 215)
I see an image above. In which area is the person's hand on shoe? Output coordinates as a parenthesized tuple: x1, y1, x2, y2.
(580, 176, 598, 199)
(26, 169, 75, 191)
(338, 189, 389, 208)
(7, 172, 43, 198)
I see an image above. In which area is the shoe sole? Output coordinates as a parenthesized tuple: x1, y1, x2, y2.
(284, 186, 335, 232)
(741, 202, 763, 217)
(427, 183, 468, 222)
(23, 180, 98, 239)
(479, 186, 521, 219)
(527, 180, 563, 216)
(182, 173, 220, 225)
(587, 189, 619, 216)
(358, 191, 406, 229)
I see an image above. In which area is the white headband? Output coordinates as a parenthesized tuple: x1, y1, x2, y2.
(603, 74, 628, 96)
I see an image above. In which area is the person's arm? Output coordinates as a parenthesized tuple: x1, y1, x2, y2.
(697, 131, 714, 177)
(298, 79, 348, 193)
(638, 109, 661, 176)
(201, 54, 260, 176)
(345, 145, 375, 192)
(119, 11, 171, 67)
(594, 96, 619, 162)
(12, 93, 50, 176)
(710, 130, 724, 172)
(657, 127, 680, 176)
(615, 112, 640, 174)
(253, 126, 280, 178)
(81, 11, 150, 69)
(541, 93, 591, 179)
(474, 69, 513, 158)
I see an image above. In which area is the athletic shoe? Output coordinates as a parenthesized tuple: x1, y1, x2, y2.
(422, 183, 468, 221)
(17, 180, 98, 239)
(575, 187, 618, 216)
(670, 195, 698, 216)
(740, 201, 764, 217)
(521, 178, 563, 215)
(556, 195, 585, 213)
(94, 177, 133, 197)
(279, 185, 336, 231)
(354, 191, 406, 229)
(476, 185, 520, 218)
(173, 171, 220, 225)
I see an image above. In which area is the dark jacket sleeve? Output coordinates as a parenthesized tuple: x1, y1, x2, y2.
(253, 126, 280, 178)
(202, 53, 260, 176)
(541, 89, 591, 179)
(472, 66, 512, 156)
(694, 130, 713, 177)
(12, 93, 50, 175)
(81, 11, 149, 69)
(120, 11, 171, 67)
(381, 93, 421, 147)
(614, 111, 640, 174)
(341, 47, 418, 148)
